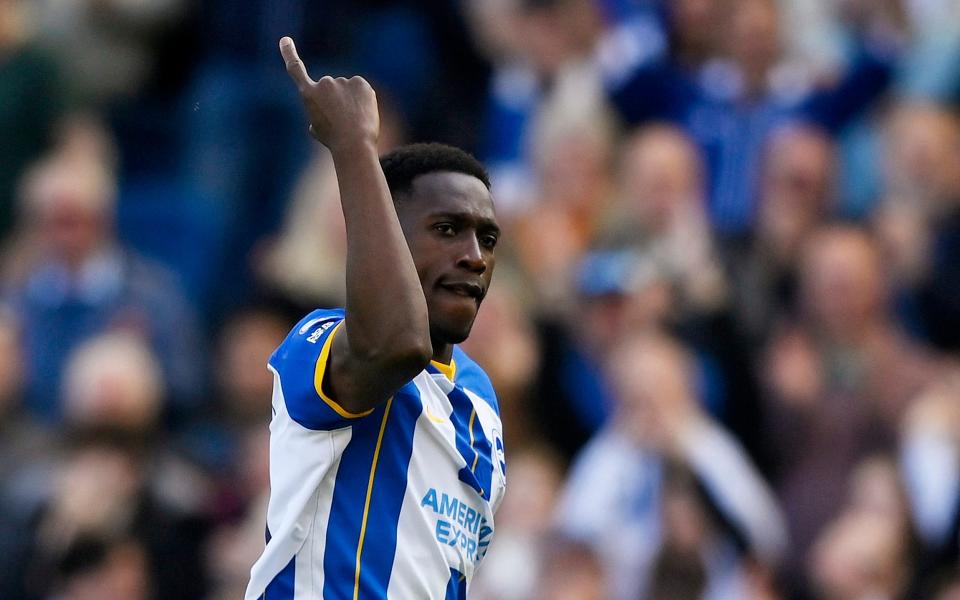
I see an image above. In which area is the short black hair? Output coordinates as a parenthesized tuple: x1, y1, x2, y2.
(380, 143, 491, 200)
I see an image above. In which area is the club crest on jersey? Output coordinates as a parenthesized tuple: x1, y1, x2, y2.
(492, 429, 506, 479)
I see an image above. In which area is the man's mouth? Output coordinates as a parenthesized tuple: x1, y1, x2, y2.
(439, 281, 484, 301)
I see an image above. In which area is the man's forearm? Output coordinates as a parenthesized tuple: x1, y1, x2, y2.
(332, 140, 431, 364)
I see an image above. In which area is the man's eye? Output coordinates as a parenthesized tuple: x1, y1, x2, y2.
(434, 223, 455, 236)
(480, 235, 499, 249)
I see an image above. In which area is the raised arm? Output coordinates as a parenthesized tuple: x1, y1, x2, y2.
(280, 37, 432, 414)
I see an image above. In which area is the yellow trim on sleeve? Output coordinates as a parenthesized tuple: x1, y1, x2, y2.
(353, 398, 393, 599)
(313, 321, 375, 419)
(430, 358, 457, 381)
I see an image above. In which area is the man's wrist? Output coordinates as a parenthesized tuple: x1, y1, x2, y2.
(326, 134, 379, 158)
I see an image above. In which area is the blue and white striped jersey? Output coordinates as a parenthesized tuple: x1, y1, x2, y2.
(245, 308, 507, 600)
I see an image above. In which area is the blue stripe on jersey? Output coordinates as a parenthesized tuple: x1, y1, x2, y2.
(322, 383, 422, 599)
(358, 385, 421, 594)
(452, 347, 500, 416)
(449, 385, 494, 499)
(444, 568, 467, 600)
(263, 554, 295, 599)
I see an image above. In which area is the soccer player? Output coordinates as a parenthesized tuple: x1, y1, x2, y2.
(244, 38, 506, 599)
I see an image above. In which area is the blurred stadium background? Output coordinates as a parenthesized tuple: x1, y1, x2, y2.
(2, 0, 960, 598)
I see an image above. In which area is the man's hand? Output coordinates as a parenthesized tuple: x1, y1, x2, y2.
(279, 36, 380, 152)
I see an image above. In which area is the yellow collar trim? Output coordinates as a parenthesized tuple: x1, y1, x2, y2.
(430, 358, 456, 381)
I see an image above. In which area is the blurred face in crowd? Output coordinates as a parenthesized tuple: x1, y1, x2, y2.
(847, 456, 909, 528)
(217, 310, 289, 421)
(23, 157, 115, 268)
(727, 0, 781, 84)
(760, 126, 836, 260)
(537, 126, 612, 215)
(517, 0, 602, 73)
(619, 125, 703, 233)
(492, 446, 561, 536)
(576, 259, 673, 356)
(670, 0, 725, 64)
(800, 227, 886, 342)
(810, 511, 908, 600)
(537, 540, 606, 600)
(884, 103, 960, 211)
(41, 444, 143, 555)
(63, 332, 163, 435)
(608, 333, 696, 447)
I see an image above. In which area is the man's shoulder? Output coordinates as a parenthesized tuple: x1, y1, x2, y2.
(270, 308, 345, 367)
(452, 346, 499, 417)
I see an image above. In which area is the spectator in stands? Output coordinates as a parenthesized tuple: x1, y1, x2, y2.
(874, 102, 960, 351)
(533, 247, 672, 457)
(5, 142, 204, 422)
(899, 368, 960, 594)
(19, 331, 211, 599)
(603, 123, 764, 464)
(727, 123, 837, 344)
(762, 225, 935, 583)
(535, 535, 607, 600)
(478, 0, 609, 213)
(605, 0, 901, 234)
(607, 124, 727, 315)
(30, 0, 189, 106)
(512, 99, 616, 307)
(555, 331, 786, 600)
(808, 456, 916, 600)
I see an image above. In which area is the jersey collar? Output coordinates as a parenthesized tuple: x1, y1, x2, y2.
(428, 358, 457, 381)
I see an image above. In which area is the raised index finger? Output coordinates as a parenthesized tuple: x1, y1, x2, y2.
(279, 36, 313, 88)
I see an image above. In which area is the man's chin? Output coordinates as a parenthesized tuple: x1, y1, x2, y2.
(430, 319, 475, 346)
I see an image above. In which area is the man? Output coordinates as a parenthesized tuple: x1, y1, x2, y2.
(245, 37, 506, 599)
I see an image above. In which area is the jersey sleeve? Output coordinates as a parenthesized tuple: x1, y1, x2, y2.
(269, 308, 375, 430)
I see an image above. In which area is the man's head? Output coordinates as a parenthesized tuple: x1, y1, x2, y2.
(759, 124, 836, 259)
(19, 154, 116, 267)
(380, 143, 499, 346)
(619, 124, 704, 232)
(799, 225, 886, 341)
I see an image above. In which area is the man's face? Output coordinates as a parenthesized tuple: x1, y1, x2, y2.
(396, 171, 499, 346)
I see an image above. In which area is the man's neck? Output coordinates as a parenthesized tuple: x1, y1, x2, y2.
(431, 341, 453, 365)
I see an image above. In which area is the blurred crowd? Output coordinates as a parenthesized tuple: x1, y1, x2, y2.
(2, 0, 960, 598)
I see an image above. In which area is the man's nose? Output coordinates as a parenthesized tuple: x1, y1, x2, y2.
(457, 236, 487, 274)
